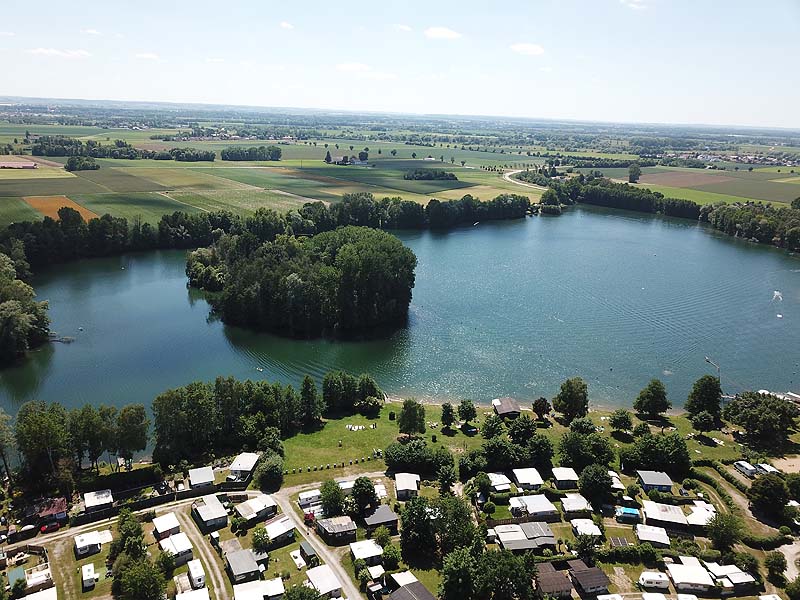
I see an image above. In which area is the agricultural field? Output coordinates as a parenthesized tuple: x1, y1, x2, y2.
(0, 196, 43, 226)
(71, 192, 202, 223)
(24, 195, 98, 220)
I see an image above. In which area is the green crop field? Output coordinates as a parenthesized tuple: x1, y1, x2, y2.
(693, 178, 800, 203)
(0, 167, 73, 180)
(129, 167, 252, 190)
(0, 174, 108, 197)
(0, 197, 44, 227)
(631, 183, 758, 205)
(167, 188, 311, 214)
(70, 192, 201, 223)
(68, 167, 168, 193)
(193, 167, 330, 198)
(301, 164, 476, 195)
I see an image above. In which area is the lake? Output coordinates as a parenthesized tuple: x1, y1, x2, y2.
(1, 206, 798, 415)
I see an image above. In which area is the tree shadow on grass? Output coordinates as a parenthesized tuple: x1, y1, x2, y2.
(611, 431, 633, 444)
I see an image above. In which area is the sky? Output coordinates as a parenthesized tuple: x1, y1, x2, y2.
(1, 0, 799, 128)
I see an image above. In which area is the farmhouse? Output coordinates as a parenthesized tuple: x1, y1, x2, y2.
(235, 494, 278, 523)
(159, 532, 193, 566)
(666, 557, 715, 592)
(316, 515, 357, 545)
(511, 468, 543, 490)
(264, 515, 295, 546)
(635, 524, 670, 548)
(226, 549, 260, 584)
(363, 504, 399, 534)
(552, 467, 579, 489)
(188, 466, 215, 489)
(192, 494, 228, 531)
(643, 500, 687, 528)
(637, 470, 674, 492)
(152, 512, 181, 540)
(0, 161, 36, 169)
(536, 564, 574, 599)
(350, 539, 383, 565)
(561, 493, 590, 516)
(306, 564, 343, 598)
(229, 452, 260, 481)
(488, 472, 512, 492)
(84, 489, 113, 513)
(509, 494, 559, 520)
(492, 397, 521, 419)
(74, 531, 102, 557)
(395, 473, 421, 500)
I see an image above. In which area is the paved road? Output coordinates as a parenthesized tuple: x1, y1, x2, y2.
(503, 169, 547, 190)
(174, 508, 228, 600)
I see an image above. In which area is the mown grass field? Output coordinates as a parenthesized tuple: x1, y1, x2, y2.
(0, 196, 44, 227)
(167, 189, 311, 214)
(0, 166, 73, 179)
(71, 192, 202, 223)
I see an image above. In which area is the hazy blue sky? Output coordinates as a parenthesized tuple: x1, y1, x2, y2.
(1, 0, 798, 127)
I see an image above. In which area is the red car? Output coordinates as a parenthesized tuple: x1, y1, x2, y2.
(40, 522, 60, 534)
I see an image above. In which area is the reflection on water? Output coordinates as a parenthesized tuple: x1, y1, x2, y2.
(1, 206, 799, 416)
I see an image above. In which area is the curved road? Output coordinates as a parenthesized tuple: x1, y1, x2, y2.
(503, 169, 547, 190)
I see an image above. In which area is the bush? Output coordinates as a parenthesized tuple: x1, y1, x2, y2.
(780, 525, 792, 536)
(483, 501, 496, 515)
(254, 453, 284, 491)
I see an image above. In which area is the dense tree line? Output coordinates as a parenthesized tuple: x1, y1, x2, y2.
(152, 371, 380, 465)
(0, 251, 49, 365)
(65, 156, 99, 171)
(188, 225, 417, 337)
(577, 179, 702, 219)
(31, 136, 213, 161)
(403, 169, 458, 181)
(701, 202, 800, 251)
(13, 400, 148, 494)
(220, 145, 282, 161)
(569, 157, 658, 169)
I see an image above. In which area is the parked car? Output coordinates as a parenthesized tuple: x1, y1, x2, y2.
(40, 522, 60, 534)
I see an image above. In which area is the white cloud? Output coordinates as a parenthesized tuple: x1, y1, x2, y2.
(620, 0, 649, 9)
(28, 48, 91, 59)
(206, 57, 225, 63)
(0, 32, 15, 37)
(540, 66, 553, 73)
(510, 42, 545, 56)
(393, 24, 412, 32)
(280, 21, 294, 30)
(424, 26, 462, 40)
(81, 28, 101, 35)
(336, 62, 395, 81)
(135, 52, 160, 60)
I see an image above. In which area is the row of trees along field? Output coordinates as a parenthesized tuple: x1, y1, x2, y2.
(31, 136, 215, 161)
(220, 145, 282, 161)
(0, 192, 532, 274)
(187, 225, 417, 336)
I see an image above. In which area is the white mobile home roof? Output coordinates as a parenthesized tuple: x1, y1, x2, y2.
(265, 516, 295, 540)
(666, 563, 714, 587)
(390, 571, 419, 587)
(512, 468, 543, 487)
(488, 472, 512, 490)
(233, 579, 285, 600)
(350, 539, 383, 561)
(25, 589, 58, 600)
(510, 494, 558, 515)
(758, 463, 780, 474)
(635, 524, 670, 546)
(686, 501, 716, 526)
(177, 588, 210, 600)
(84, 489, 113, 509)
(188, 466, 215, 487)
(562, 493, 590, 512)
(643, 500, 688, 525)
(298, 489, 321, 503)
(74, 530, 102, 549)
(395, 472, 421, 491)
(642, 594, 668, 600)
(236, 494, 277, 520)
(637, 470, 674, 488)
(195, 494, 227, 522)
(571, 518, 602, 537)
(159, 531, 193, 555)
(153, 512, 180, 535)
(229, 452, 260, 473)
(552, 467, 579, 481)
(306, 564, 342, 596)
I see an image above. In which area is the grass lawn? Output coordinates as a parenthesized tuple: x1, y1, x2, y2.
(263, 539, 308, 589)
(0, 196, 43, 227)
(46, 527, 114, 600)
(71, 192, 202, 223)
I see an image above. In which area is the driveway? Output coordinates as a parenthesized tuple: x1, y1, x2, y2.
(174, 508, 228, 600)
(780, 539, 800, 581)
(503, 169, 547, 190)
(272, 492, 363, 600)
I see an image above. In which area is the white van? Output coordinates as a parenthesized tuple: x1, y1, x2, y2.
(187, 559, 206, 589)
(639, 572, 670, 589)
(734, 461, 758, 478)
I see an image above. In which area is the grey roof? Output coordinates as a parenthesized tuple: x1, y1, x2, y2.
(389, 582, 437, 600)
(637, 470, 674, 487)
(300, 541, 316, 557)
(520, 521, 555, 540)
(194, 494, 227, 522)
(364, 504, 399, 527)
(317, 516, 356, 535)
(500, 538, 543, 551)
(226, 549, 259, 577)
(537, 562, 556, 573)
(493, 397, 521, 415)
(538, 571, 573, 594)
(572, 567, 610, 591)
